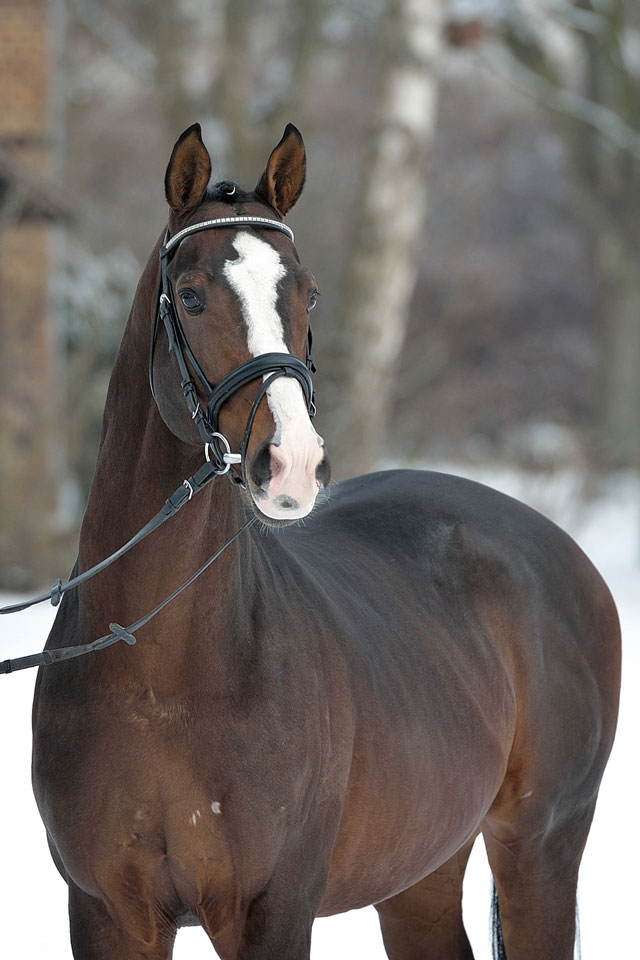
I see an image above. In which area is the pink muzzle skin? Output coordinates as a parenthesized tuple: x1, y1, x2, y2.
(257, 430, 325, 520)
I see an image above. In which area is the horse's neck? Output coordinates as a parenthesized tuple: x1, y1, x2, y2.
(76, 317, 253, 689)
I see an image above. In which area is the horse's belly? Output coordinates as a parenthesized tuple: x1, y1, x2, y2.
(318, 700, 510, 914)
(320, 812, 476, 915)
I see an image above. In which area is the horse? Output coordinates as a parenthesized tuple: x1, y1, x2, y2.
(31, 123, 621, 960)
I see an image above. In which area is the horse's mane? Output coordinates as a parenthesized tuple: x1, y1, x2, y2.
(205, 180, 254, 204)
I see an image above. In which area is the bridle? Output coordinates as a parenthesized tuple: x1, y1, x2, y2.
(150, 215, 317, 486)
(0, 215, 319, 673)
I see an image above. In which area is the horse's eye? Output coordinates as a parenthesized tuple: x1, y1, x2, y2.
(178, 289, 203, 313)
(307, 290, 319, 312)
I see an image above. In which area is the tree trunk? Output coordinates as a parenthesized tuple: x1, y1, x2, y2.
(131, 0, 192, 152)
(574, 0, 640, 468)
(326, 0, 445, 478)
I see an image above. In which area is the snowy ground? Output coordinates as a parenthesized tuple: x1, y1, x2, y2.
(0, 465, 637, 958)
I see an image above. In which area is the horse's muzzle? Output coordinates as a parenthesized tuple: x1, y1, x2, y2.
(249, 436, 330, 522)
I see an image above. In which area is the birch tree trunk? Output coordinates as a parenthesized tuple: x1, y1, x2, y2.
(326, 0, 445, 478)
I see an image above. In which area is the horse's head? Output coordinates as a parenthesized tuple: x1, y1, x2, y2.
(152, 123, 330, 524)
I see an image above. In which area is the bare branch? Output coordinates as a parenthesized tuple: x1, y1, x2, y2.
(71, 0, 156, 80)
(476, 39, 640, 163)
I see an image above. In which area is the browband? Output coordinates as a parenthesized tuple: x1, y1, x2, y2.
(162, 216, 294, 257)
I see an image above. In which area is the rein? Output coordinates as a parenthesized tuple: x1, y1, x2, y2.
(1, 517, 256, 675)
(1, 215, 315, 674)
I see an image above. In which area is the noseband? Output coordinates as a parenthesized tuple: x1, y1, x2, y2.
(149, 215, 317, 485)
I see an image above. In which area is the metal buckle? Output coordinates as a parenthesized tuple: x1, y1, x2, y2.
(204, 433, 241, 474)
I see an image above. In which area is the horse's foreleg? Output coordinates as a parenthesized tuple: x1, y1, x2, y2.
(482, 798, 597, 960)
(68, 880, 176, 960)
(374, 837, 476, 960)
(231, 881, 314, 960)
(228, 831, 333, 960)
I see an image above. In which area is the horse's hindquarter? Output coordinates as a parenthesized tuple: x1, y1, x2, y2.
(278, 470, 621, 914)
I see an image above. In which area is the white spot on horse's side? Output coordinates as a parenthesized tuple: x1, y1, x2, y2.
(521, 790, 533, 800)
(211, 801, 222, 815)
(190, 810, 202, 826)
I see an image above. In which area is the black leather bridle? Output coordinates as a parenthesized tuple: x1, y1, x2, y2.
(150, 215, 317, 485)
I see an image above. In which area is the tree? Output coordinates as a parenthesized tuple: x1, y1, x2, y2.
(463, 0, 640, 468)
(573, 0, 640, 468)
(325, 0, 446, 477)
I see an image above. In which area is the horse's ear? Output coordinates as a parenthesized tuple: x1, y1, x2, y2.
(165, 123, 212, 213)
(255, 124, 306, 216)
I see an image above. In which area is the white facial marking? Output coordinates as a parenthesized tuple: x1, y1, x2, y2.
(223, 231, 324, 518)
(211, 801, 222, 815)
(224, 232, 286, 352)
(223, 232, 318, 446)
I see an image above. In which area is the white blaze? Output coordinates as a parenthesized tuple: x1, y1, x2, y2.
(222, 231, 322, 518)
(223, 232, 312, 443)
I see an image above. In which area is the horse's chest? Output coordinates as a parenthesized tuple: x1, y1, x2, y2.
(42, 695, 312, 908)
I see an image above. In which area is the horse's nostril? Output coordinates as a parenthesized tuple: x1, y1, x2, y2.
(273, 495, 300, 511)
(250, 442, 272, 491)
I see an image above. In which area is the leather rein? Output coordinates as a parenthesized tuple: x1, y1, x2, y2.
(1, 215, 316, 674)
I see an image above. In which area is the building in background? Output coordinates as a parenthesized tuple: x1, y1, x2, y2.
(0, 0, 69, 587)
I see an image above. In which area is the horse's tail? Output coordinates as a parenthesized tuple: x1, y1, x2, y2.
(491, 883, 507, 960)
(491, 882, 583, 960)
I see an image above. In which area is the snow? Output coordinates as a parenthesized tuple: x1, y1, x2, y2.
(1, 466, 637, 958)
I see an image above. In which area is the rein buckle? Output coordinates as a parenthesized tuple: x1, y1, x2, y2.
(204, 433, 240, 475)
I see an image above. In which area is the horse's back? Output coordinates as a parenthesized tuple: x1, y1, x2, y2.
(282, 468, 618, 646)
(284, 468, 620, 714)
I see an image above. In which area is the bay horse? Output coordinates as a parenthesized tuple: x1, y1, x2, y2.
(31, 123, 620, 960)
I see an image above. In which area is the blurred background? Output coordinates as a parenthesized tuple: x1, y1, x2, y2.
(1, 4, 639, 957)
(1, 0, 639, 586)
